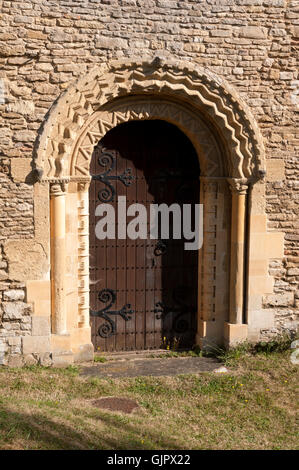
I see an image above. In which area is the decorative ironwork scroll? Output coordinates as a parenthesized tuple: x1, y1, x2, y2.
(154, 239, 167, 256)
(153, 286, 196, 334)
(92, 147, 134, 202)
(90, 288, 134, 338)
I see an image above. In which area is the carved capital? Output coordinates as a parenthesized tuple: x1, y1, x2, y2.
(49, 179, 69, 196)
(227, 178, 249, 195)
(77, 178, 91, 193)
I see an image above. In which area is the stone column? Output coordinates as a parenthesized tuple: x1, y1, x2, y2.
(50, 180, 68, 335)
(225, 178, 249, 346)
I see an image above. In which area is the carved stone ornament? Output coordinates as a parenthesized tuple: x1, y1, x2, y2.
(34, 58, 265, 182)
(71, 98, 223, 179)
(49, 179, 70, 196)
(227, 178, 249, 195)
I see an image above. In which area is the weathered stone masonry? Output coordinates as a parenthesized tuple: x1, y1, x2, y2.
(0, 0, 298, 365)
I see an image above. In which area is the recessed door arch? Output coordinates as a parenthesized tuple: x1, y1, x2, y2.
(89, 120, 200, 351)
(32, 59, 267, 357)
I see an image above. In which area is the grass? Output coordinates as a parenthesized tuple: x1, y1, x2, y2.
(93, 355, 108, 363)
(148, 349, 203, 359)
(0, 349, 298, 450)
(215, 333, 296, 367)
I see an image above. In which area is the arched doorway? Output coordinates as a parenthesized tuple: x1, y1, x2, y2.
(89, 120, 200, 351)
(30, 59, 268, 364)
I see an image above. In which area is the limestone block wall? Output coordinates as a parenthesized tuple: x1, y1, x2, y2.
(0, 0, 298, 363)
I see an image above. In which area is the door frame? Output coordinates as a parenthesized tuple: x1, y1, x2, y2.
(29, 58, 277, 363)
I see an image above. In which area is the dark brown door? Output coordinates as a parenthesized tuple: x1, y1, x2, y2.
(89, 120, 199, 352)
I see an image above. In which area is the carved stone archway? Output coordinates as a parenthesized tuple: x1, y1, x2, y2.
(35, 57, 265, 180)
(32, 58, 266, 359)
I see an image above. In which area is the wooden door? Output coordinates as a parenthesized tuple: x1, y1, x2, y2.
(89, 120, 199, 352)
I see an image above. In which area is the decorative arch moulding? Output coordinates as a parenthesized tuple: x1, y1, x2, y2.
(71, 98, 224, 179)
(33, 57, 265, 183)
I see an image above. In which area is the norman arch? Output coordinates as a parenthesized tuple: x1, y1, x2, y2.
(29, 58, 270, 360)
(35, 57, 265, 180)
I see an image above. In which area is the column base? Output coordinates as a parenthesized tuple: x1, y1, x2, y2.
(224, 322, 248, 348)
(196, 319, 223, 352)
(73, 343, 94, 363)
(17, 330, 93, 368)
(52, 350, 74, 367)
(71, 327, 94, 363)
(50, 333, 71, 351)
(49, 333, 74, 367)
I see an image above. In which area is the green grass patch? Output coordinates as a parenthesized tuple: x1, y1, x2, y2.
(0, 348, 297, 450)
(94, 356, 108, 363)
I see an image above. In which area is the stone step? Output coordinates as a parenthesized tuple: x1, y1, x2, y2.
(95, 349, 184, 362)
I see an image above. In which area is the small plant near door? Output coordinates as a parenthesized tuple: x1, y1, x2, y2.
(94, 356, 108, 363)
(161, 335, 181, 351)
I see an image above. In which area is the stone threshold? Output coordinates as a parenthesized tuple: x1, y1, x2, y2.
(95, 349, 190, 362)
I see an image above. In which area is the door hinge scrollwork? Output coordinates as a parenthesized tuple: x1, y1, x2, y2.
(92, 147, 134, 202)
(154, 239, 167, 256)
(153, 286, 196, 334)
(90, 288, 134, 338)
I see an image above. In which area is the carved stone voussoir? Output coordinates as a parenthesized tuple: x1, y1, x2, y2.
(34, 58, 265, 182)
(71, 98, 223, 178)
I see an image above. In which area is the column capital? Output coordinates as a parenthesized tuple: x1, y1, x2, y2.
(227, 178, 249, 195)
(77, 181, 90, 192)
(49, 178, 70, 196)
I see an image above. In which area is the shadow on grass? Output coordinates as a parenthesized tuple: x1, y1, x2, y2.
(0, 406, 181, 450)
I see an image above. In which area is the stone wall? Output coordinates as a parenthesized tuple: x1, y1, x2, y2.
(0, 0, 298, 362)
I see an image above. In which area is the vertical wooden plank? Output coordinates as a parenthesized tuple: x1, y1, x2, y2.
(124, 133, 137, 351)
(135, 139, 147, 350)
(115, 141, 127, 351)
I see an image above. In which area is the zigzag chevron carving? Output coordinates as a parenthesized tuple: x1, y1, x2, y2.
(34, 58, 265, 181)
(71, 100, 222, 178)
